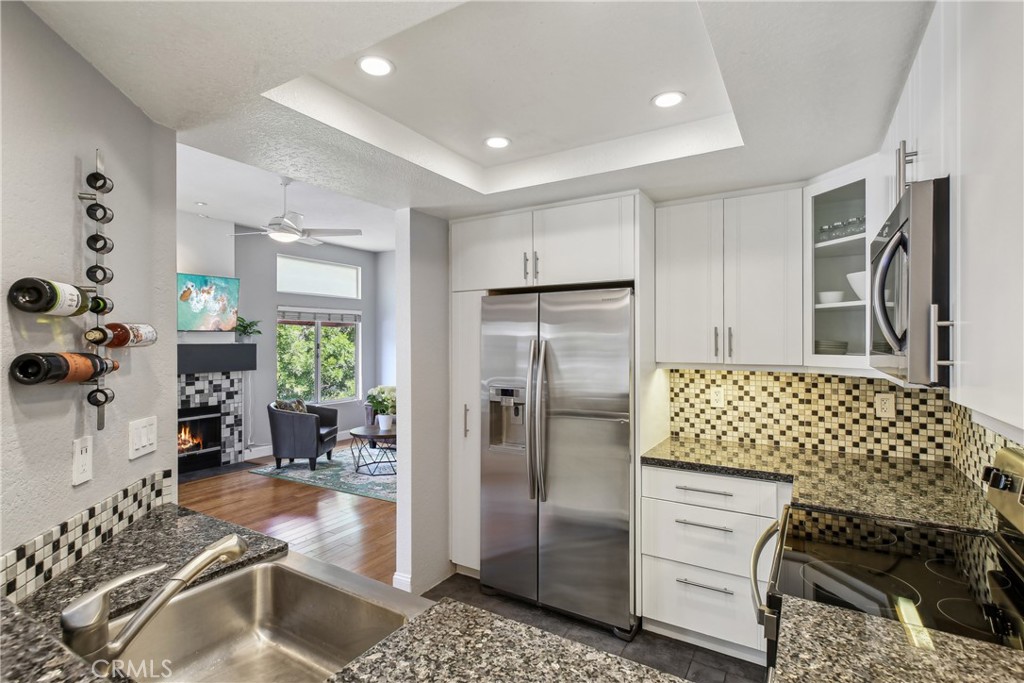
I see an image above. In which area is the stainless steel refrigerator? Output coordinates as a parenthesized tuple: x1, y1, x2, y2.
(480, 288, 635, 634)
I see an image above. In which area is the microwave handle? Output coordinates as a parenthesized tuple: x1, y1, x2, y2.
(872, 229, 907, 352)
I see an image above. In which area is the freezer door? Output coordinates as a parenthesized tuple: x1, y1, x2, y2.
(480, 293, 539, 600)
(537, 288, 633, 629)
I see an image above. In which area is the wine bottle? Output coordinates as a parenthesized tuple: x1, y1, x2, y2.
(87, 387, 115, 406)
(85, 172, 114, 194)
(86, 265, 113, 284)
(85, 323, 157, 348)
(8, 278, 93, 317)
(9, 352, 119, 385)
(86, 234, 114, 254)
(85, 203, 113, 223)
(89, 296, 114, 315)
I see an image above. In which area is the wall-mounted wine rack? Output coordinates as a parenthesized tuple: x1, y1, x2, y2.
(77, 149, 111, 429)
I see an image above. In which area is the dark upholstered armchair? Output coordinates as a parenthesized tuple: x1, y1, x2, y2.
(267, 402, 339, 471)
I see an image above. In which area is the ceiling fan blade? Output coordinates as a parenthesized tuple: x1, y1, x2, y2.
(297, 237, 323, 246)
(230, 231, 268, 237)
(302, 228, 363, 237)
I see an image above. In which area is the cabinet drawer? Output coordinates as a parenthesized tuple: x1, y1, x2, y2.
(641, 498, 775, 581)
(642, 555, 765, 650)
(642, 466, 778, 518)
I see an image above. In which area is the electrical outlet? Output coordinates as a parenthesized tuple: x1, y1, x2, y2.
(710, 386, 726, 408)
(72, 436, 93, 486)
(875, 392, 896, 419)
(129, 416, 158, 460)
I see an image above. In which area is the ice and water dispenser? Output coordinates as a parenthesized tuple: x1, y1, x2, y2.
(487, 385, 526, 450)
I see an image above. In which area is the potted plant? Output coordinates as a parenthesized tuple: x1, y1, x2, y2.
(235, 316, 262, 342)
(366, 385, 397, 430)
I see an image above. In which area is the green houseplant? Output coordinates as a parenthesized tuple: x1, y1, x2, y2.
(366, 385, 397, 430)
(235, 316, 262, 341)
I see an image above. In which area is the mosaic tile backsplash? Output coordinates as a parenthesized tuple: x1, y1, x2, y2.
(668, 369, 1021, 476)
(0, 470, 173, 603)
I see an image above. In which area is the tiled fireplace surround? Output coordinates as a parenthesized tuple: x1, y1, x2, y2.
(3, 369, 1019, 604)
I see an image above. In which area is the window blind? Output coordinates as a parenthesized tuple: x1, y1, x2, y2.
(277, 307, 361, 324)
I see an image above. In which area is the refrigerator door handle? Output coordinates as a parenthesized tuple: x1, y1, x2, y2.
(535, 339, 548, 503)
(525, 339, 538, 500)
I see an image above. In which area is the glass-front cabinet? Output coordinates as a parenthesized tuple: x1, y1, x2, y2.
(803, 156, 886, 369)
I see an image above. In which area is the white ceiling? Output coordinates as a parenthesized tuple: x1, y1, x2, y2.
(177, 144, 397, 252)
(28, 1, 934, 220)
(308, 2, 735, 168)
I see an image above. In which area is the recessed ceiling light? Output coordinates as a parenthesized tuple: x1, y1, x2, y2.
(652, 91, 686, 108)
(195, 201, 207, 206)
(485, 136, 511, 149)
(357, 56, 394, 77)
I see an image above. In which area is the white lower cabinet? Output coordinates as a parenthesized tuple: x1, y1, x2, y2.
(640, 466, 789, 661)
(642, 555, 767, 651)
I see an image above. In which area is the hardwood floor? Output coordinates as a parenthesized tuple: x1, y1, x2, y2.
(178, 454, 397, 585)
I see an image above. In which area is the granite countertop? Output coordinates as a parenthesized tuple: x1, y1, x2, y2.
(2, 504, 287, 683)
(641, 438, 996, 532)
(333, 598, 686, 683)
(775, 595, 1024, 682)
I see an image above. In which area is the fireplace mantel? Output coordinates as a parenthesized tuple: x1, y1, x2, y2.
(177, 343, 257, 375)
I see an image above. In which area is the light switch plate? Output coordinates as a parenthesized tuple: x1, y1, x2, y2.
(72, 436, 93, 486)
(129, 416, 157, 460)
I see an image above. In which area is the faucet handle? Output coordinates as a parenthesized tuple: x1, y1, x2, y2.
(61, 562, 167, 655)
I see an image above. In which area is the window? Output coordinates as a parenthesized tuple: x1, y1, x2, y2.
(276, 309, 360, 403)
(276, 254, 360, 299)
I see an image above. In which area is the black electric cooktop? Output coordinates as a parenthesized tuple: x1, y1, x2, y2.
(771, 508, 1024, 650)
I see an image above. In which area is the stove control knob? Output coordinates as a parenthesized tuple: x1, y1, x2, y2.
(987, 468, 1015, 491)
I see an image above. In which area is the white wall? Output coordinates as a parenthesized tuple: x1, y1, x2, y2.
(176, 210, 235, 344)
(376, 250, 397, 386)
(394, 210, 451, 594)
(1, 3, 177, 551)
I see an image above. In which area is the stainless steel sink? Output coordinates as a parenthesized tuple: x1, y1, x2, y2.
(107, 553, 432, 682)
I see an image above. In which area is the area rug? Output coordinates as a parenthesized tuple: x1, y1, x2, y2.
(249, 451, 396, 503)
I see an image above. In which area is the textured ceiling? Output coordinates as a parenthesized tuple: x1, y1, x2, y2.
(310, 2, 734, 167)
(177, 144, 397, 252)
(28, 1, 933, 220)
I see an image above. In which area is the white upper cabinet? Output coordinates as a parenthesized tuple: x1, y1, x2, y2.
(655, 200, 724, 364)
(450, 194, 638, 292)
(533, 195, 635, 287)
(655, 189, 802, 366)
(450, 212, 533, 291)
(724, 189, 803, 365)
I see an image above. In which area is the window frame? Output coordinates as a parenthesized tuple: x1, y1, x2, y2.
(275, 318, 362, 404)
(276, 254, 362, 300)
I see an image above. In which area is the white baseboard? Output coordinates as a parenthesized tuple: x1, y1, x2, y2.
(242, 446, 273, 460)
(392, 572, 412, 593)
(644, 618, 766, 665)
(454, 564, 480, 579)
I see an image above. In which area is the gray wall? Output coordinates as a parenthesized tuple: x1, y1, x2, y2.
(234, 233, 379, 447)
(176, 210, 235, 345)
(375, 250, 397, 386)
(1, 3, 177, 551)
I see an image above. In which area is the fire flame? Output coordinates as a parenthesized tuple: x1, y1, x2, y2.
(177, 424, 203, 454)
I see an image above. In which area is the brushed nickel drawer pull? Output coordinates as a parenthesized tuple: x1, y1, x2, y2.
(675, 485, 734, 497)
(677, 578, 734, 595)
(675, 519, 733, 533)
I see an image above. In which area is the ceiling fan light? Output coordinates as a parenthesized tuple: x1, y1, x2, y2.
(268, 232, 301, 243)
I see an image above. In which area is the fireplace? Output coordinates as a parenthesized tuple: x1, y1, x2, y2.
(177, 406, 222, 473)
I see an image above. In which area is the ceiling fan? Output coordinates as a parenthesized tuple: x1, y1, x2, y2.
(234, 178, 362, 245)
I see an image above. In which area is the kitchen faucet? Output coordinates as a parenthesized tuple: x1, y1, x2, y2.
(60, 533, 248, 677)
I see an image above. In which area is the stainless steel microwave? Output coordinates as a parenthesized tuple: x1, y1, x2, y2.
(869, 177, 951, 386)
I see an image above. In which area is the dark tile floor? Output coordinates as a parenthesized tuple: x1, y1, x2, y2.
(423, 574, 766, 683)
